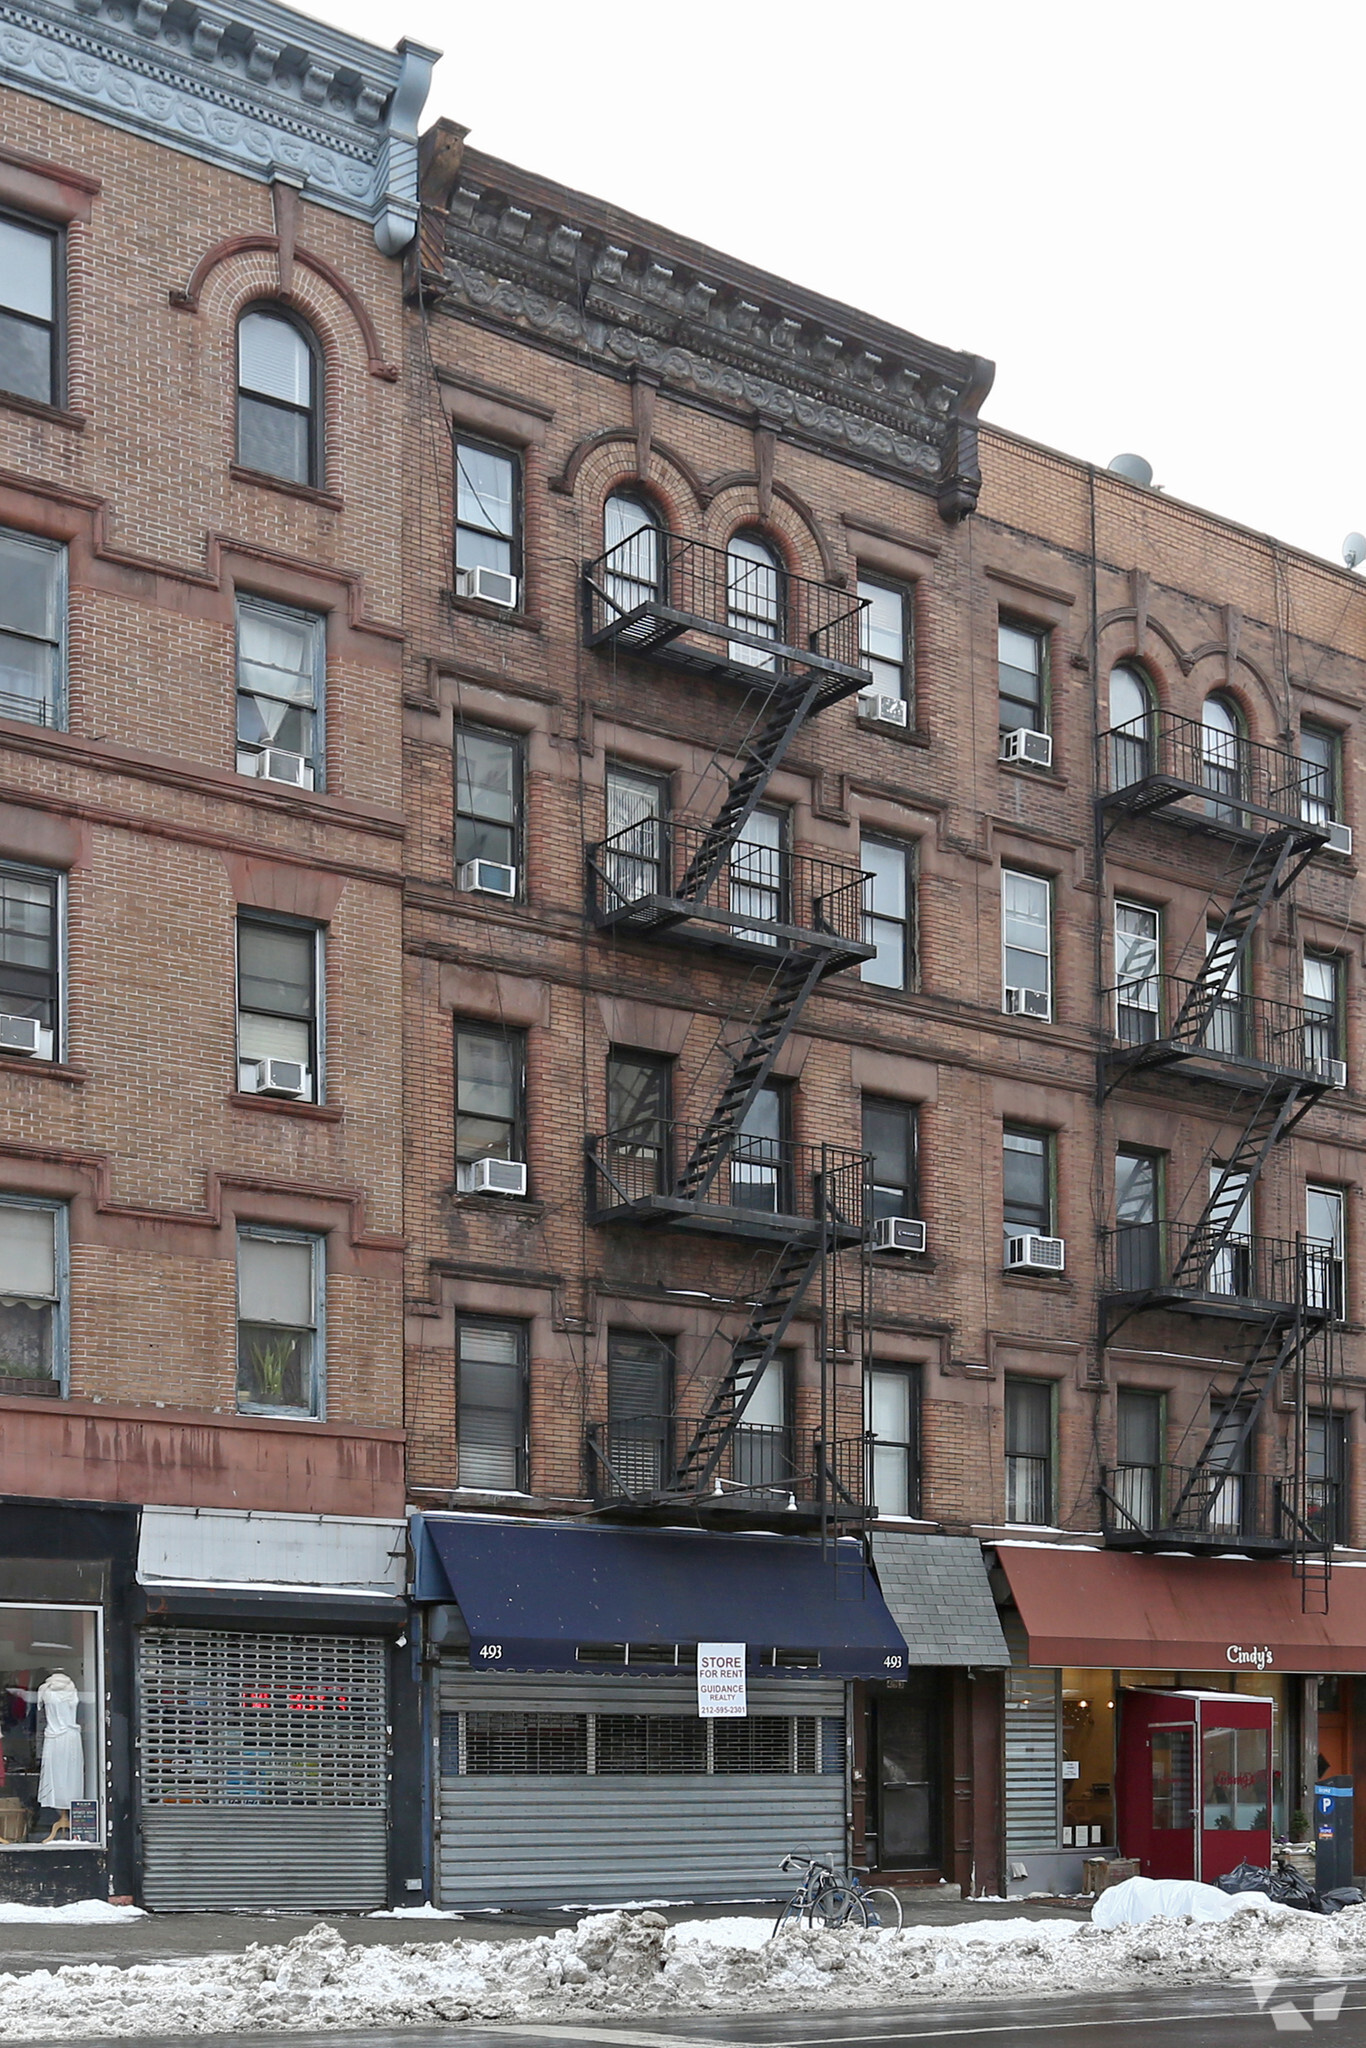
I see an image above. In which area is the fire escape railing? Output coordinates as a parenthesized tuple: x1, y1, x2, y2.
(1107, 978, 1345, 1086)
(1099, 711, 1334, 837)
(1099, 1225, 1338, 1317)
(588, 1125, 868, 1239)
(1098, 1463, 1341, 1551)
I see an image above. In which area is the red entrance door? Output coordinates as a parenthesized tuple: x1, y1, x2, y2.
(1198, 1696, 1272, 1886)
(1117, 1690, 1273, 1883)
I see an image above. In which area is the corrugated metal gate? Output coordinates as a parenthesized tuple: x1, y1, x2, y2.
(437, 1667, 848, 1906)
(139, 1628, 388, 1909)
(1002, 1611, 1059, 1854)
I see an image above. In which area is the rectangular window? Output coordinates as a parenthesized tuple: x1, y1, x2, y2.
(603, 764, 668, 906)
(998, 619, 1047, 735)
(732, 1081, 791, 1213)
(1306, 1183, 1345, 1319)
(858, 578, 911, 703)
(730, 805, 788, 942)
(1114, 1388, 1162, 1532)
(1300, 721, 1341, 827)
(455, 1025, 525, 1169)
(1207, 1400, 1251, 1533)
(1307, 1411, 1348, 1546)
(235, 598, 325, 787)
(0, 862, 60, 1061)
(1205, 922, 1245, 1057)
(605, 1048, 672, 1199)
(1114, 1149, 1161, 1291)
(1003, 1125, 1052, 1240)
(236, 1227, 322, 1417)
(866, 1365, 920, 1517)
(236, 917, 319, 1100)
(860, 835, 913, 989)
(605, 1330, 672, 1494)
(862, 1097, 918, 1221)
(455, 440, 519, 580)
(0, 529, 66, 729)
(455, 727, 521, 883)
(0, 212, 59, 407)
(1115, 900, 1160, 1046)
(1304, 952, 1342, 1067)
(457, 1319, 527, 1493)
(734, 1354, 794, 1488)
(1002, 869, 1052, 1018)
(0, 1197, 66, 1394)
(1005, 1377, 1053, 1523)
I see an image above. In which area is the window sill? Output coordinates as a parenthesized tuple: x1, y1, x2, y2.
(0, 1376, 62, 1400)
(445, 590, 543, 632)
(235, 1403, 322, 1422)
(230, 1092, 342, 1122)
(1001, 1270, 1073, 1291)
(0, 389, 86, 431)
(229, 465, 343, 512)
(856, 710, 931, 748)
(444, 1186, 546, 1218)
(0, 1057, 86, 1085)
(998, 759, 1067, 788)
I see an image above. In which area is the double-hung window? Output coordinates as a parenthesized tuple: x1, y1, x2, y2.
(733, 1081, 791, 1214)
(237, 309, 320, 487)
(1307, 1411, 1348, 1546)
(455, 728, 521, 892)
(1003, 1125, 1052, 1246)
(1114, 1148, 1161, 1291)
(605, 1330, 672, 1494)
(734, 1354, 794, 1488)
(858, 578, 911, 703)
(0, 529, 66, 729)
(998, 620, 1047, 736)
(457, 1318, 528, 1492)
(456, 440, 519, 595)
(1114, 900, 1160, 1046)
(235, 597, 324, 787)
(1304, 953, 1342, 1070)
(0, 212, 60, 407)
(863, 1097, 918, 1223)
(0, 863, 60, 1062)
(605, 1049, 671, 1200)
(455, 1025, 525, 1177)
(603, 764, 668, 906)
(860, 835, 913, 989)
(866, 1365, 920, 1517)
(1300, 722, 1342, 829)
(236, 916, 320, 1101)
(0, 1197, 66, 1393)
(1004, 1377, 1052, 1523)
(1114, 1388, 1162, 1533)
(1002, 869, 1052, 1018)
(1306, 1184, 1346, 1320)
(236, 1227, 322, 1417)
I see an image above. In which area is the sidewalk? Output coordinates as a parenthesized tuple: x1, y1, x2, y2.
(0, 1891, 1091, 1978)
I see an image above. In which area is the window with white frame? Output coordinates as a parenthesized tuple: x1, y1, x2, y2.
(235, 597, 325, 786)
(1306, 1184, 1346, 1320)
(1002, 869, 1052, 1017)
(456, 441, 519, 582)
(236, 1228, 322, 1417)
(455, 728, 521, 886)
(866, 1365, 920, 1517)
(858, 578, 911, 703)
(860, 835, 913, 989)
(0, 863, 61, 1062)
(0, 211, 61, 408)
(457, 1318, 528, 1492)
(0, 1197, 66, 1392)
(0, 529, 66, 729)
(236, 308, 321, 487)
(998, 620, 1047, 735)
(1114, 900, 1160, 1046)
(236, 917, 319, 1101)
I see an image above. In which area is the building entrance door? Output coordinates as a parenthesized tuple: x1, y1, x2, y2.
(872, 1675, 941, 1869)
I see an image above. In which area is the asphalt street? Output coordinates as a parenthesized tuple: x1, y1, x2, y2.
(47, 1978, 1366, 2048)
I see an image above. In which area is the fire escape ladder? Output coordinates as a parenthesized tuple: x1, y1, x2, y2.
(674, 676, 825, 907)
(672, 1236, 825, 1494)
(1166, 828, 1308, 1049)
(1166, 1080, 1313, 1289)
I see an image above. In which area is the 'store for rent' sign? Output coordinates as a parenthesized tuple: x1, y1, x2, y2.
(697, 1643, 747, 1718)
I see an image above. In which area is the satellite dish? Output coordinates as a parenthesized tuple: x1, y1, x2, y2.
(1343, 533, 1366, 571)
(1108, 453, 1154, 488)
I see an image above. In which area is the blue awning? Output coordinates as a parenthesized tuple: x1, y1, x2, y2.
(414, 1515, 908, 1679)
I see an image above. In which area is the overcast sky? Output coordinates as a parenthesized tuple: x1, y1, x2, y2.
(325, 0, 1364, 573)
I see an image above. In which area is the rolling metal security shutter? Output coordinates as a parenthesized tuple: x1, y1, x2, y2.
(139, 1628, 387, 1910)
(437, 1666, 847, 1907)
(1001, 1610, 1060, 1854)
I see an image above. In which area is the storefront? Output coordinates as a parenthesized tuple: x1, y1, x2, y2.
(133, 1507, 412, 1911)
(861, 1533, 1009, 1891)
(0, 1500, 137, 1906)
(412, 1514, 908, 1908)
(989, 1544, 1357, 1894)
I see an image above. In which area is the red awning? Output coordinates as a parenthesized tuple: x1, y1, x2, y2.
(994, 1543, 1366, 1673)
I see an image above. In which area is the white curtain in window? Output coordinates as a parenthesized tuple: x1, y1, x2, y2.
(238, 1236, 313, 1326)
(0, 1206, 55, 1300)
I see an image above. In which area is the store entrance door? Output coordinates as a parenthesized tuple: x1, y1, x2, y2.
(872, 1675, 941, 1869)
(1117, 1690, 1272, 1883)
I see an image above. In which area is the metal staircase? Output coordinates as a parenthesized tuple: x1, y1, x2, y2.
(1165, 828, 1322, 1051)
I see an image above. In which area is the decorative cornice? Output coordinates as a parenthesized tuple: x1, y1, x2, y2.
(427, 146, 994, 521)
(0, 0, 436, 250)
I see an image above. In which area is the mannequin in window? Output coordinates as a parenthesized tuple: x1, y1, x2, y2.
(37, 1671, 83, 1842)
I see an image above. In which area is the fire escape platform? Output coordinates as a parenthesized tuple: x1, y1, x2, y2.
(589, 893, 875, 976)
(585, 600, 870, 702)
(587, 1191, 863, 1249)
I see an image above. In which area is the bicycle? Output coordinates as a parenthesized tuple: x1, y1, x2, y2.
(771, 1853, 903, 1935)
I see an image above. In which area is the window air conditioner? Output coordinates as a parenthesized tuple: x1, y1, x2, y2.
(1308, 1056, 1349, 1090)
(872, 1216, 927, 1255)
(256, 748, 313, 789)
(0, 1013, 41, 1056)
(1005, 986, 1051, 1020)
(1325, 820, 1353, 858)
(1006, 1233, 1066, 1274)
(858, 692, 909, 730)
(254, 1058, 309, 1099)
(999, 728, 1053, 769)
(456, 565, 519, 609)
(457, 858, 517, 898)
(460, 1156, 528, 1197)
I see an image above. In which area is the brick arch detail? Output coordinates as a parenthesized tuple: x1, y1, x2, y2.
(552, 428, 709, 517)
(702, 482, 833, 586)
(170, 235, 399, 382)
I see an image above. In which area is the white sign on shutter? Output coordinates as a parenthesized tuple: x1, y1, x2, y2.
(697, 1643, 746, 1718)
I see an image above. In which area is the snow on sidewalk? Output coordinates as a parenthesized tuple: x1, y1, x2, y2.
(4, 1903, 1366, 2038)
(0, 1903, 145, 1926)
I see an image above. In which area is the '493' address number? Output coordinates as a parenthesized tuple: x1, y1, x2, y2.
(884, 1655, 904, 1669)
(478, 1644, 503, 1659)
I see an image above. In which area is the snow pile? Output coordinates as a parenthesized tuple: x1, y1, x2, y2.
(1092, 1877, 1284, 1927)
(5, 1903, 1366, 2037)
(0, 1902, 145, 1925)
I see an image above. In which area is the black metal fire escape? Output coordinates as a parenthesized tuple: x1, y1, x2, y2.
(582, 531, 875, 1528)
(1096, 709, 1342, 1606)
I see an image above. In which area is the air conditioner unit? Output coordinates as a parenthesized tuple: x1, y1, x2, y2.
(256, 748, 313, 789)
(999, 728, 1053, 769)
(872, 1216, 927, 1255)
(456, 565, 519, 609)
(1006, 1233, 1066, 1275)
(0, 1013, 41, 1056)
(457, 858, 517, 898)
(858, 692, 909, 730)
(254, 1057, 309, 1099)
(1325, 820, 1353, 858)
(460, 1156, 528, 1197)
(1005, 986, 1051, 1020)
(1309, 1056, 1349, 1090)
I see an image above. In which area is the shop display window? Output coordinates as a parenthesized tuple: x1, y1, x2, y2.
(0, 1603, 101, 1847)
(1061, 1669, 1115, 1846)
(1202, 1723, 1269, 1833)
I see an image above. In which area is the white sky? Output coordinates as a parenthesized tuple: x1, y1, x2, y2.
(322, 0, 1365, 571)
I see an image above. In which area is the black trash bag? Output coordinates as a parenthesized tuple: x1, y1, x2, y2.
(1267, 1859, 1320, 1911)
(1316, 1887, 1364, 1915)
(1219, 1861, 1274, 1894)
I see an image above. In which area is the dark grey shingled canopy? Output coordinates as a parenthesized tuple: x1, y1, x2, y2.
(871, 1533, 1011, 1667)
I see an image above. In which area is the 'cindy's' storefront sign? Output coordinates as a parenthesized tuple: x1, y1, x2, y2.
(1226, 1644, 1274, 1670)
